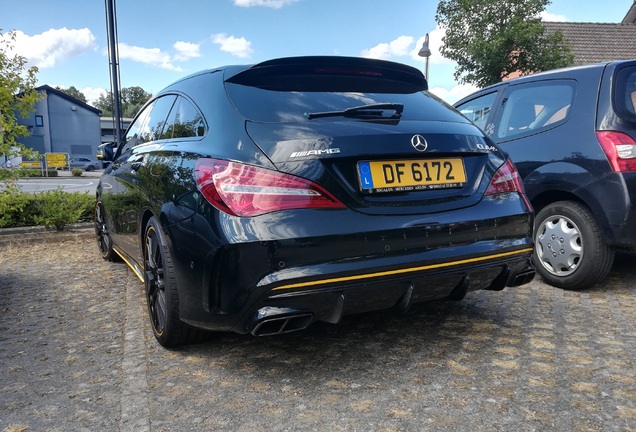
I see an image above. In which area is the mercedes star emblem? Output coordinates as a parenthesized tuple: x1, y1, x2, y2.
(411, 134, 428, 152)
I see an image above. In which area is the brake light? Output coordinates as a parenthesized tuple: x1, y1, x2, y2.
(194, 159, 345, 217)
(314, 67, 383, 77)
(596, 131, 636, 172)
(485, 159, 525, 196)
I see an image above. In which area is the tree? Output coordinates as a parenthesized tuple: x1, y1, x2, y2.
(56, 85, 87, 104)
(435, 0, 574, 87)
(94, 86, 152, 118)
(121, 86, 152, 118)
(93, 91, 113, 116)
(0, 30, 41, 174)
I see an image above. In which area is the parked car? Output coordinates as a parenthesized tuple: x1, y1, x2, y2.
(454, 60, 636, 290)
(96, 143, 113, 168)
(69, 157, 99, 171)
(95, 56, 535, 347)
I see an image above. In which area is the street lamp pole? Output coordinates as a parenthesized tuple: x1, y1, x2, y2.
(418, 33, 432, 83)
(105, 0, 122, 147)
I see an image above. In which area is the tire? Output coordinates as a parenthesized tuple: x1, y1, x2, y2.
(533, 201, 615, 290)
(86, 165, 95, 172)
(95, 201, 118, 261)
(144, 217, 204, 348)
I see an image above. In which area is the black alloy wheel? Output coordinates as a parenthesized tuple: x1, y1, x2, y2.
(144, 216, 203, 347)
(95, 201, 117, 261)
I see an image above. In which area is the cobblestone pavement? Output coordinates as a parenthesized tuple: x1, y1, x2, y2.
(1, 234, 636, 432)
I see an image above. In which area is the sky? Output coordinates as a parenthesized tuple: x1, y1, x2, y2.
(1, 0, 632, 106)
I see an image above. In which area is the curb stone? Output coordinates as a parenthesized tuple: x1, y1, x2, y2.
(0, 222, 94, 245)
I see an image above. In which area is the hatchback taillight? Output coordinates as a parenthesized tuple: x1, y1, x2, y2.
(485, 159, 525, 196)
(485, 159, 531, 210)
(194, 159, 345, 217)
(596, 131, 636, 172)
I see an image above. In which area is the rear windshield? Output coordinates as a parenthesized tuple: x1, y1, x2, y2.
(225, 83, 466, 124)
(615, 66, 636, 122)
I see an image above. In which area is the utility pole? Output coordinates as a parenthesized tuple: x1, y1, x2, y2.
(105, 0, 123, 147)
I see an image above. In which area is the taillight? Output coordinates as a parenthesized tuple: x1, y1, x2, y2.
(596, 131, 636, 172)
(485, 159, 525, 196)
(194, 158, 345, 217)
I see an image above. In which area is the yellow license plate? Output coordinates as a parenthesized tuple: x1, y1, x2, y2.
(357, 158, 466, 192)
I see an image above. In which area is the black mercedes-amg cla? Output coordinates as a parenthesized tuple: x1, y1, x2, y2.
(95, 56, 535, 347)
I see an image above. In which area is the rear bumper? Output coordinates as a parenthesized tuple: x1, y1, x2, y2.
(168, 197, 534, 335)
(245, 251, 534, 336)
(182, 245, 534, 335)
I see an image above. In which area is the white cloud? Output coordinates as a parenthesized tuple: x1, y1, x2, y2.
(105, 41, 199, 70)
(541, 11, 568, 22)
(410, 26, 454, 65)
(118, 43, 183, 71)
(233, 0, 297, 8)
(173, 41, 201, 61)
(211, 33, 254, 58)
(429, 83, 480, 105)
(361, 36, 415, 60)
(360, 27, 455, 66)
(81, 86, 108, 106)
(5, 28, 96, 68)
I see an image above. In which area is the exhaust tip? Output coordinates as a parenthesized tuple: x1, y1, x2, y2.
(509, 270, 536, 287)
(249, 307, 314, 336)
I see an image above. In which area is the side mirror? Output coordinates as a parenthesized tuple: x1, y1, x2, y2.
(97, 142, 116, 162)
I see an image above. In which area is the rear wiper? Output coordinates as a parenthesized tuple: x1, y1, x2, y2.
(306, 103, 404, 120)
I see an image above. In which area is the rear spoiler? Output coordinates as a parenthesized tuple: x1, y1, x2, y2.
(225, 56, 428, 93)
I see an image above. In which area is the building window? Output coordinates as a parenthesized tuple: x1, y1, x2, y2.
(35, 115, 44, 127)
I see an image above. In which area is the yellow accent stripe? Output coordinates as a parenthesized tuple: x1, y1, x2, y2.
(272, 248, 533, 292)
(114, 247, 145, 283)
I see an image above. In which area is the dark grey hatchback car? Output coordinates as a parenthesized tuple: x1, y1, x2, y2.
(455, 60, 636, 290)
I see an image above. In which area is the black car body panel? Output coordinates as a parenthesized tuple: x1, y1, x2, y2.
(245, 120, 502, 215)
(96, 56, 534, 346)
(455, 59, 636, 290)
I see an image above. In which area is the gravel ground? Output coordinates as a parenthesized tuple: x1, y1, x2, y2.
(1, 233, 636, 431)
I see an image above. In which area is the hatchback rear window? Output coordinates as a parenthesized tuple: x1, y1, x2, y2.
(226, 84, 466, 124)
(615, 66, 636, 122)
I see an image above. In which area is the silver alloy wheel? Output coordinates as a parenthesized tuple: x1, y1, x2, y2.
(535, 214, 583, 277)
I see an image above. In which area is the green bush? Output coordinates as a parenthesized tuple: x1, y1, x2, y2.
(0, 190, 37, 228)
(0, 188, 94, 230)
(71, 168, 83, 177)
(15, 168, 58, 177)
(32, 189, 94, 230)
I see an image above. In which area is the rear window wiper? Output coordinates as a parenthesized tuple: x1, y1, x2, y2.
(305, 103, 403, 120)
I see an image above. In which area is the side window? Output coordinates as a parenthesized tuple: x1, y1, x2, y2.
(162, 97, 206, 139)
(137, 95, 177, 142)
(456, 92, 498, 131)
(119, 95, 178, 158)
(496, 81, 574, 140)
(119, 103, 154, 156)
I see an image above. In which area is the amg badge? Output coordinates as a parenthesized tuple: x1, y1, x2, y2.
(290, 148, 341, 158)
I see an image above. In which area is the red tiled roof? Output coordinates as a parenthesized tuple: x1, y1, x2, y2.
(543, 21, 636, 64)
